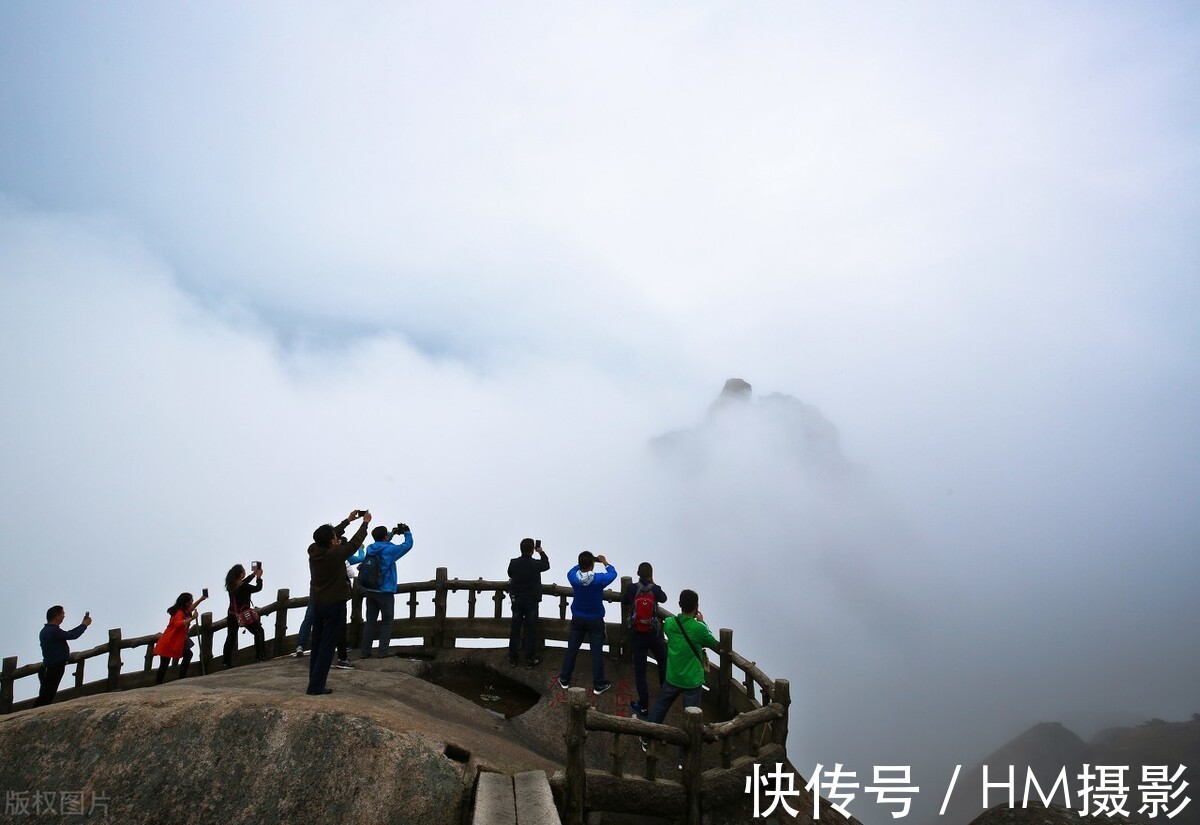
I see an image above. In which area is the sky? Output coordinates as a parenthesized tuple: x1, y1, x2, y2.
(1, 3, 1198, 822)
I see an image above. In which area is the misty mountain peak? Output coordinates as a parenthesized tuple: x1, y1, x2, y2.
(652, 378, 852, 479)
(710, 377, 753, 411)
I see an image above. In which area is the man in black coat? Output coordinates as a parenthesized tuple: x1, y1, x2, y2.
(507, 538, 550, 668)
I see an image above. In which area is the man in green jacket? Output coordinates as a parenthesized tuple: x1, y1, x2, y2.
(646, 588, 717, 731)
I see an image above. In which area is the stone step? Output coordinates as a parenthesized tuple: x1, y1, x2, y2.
(473, 772, 515, 825)
(473, 770, 562, 825)
(515, 770, 561, 825)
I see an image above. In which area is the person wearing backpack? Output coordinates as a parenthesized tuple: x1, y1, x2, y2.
(644, 588, 718, 753)
(347, 522, 412, 659)
(622, 562, 667, 719)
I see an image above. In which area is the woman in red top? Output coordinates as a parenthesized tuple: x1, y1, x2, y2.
(153, 591, 207, 684)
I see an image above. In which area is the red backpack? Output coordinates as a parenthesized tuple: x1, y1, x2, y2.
(629, 583, 658, 633)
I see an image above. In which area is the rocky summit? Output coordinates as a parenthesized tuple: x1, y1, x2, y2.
(0, 651, 560, 825)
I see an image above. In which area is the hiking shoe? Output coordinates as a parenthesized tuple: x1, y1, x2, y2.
(306, 687, 333, 695)
(628, 700, 642, 715)
(640, 737, 649, 753)
(334, 659, 354, 669)
(525, 656, 541, 669)
(294, 645, 305, 657)
(593, 681, 612, 696)
(556, 676, 570, 690)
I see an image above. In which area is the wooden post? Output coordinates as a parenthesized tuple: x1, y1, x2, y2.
(492, 589, 505, 620)
(349, 586, 364, 649)
(558, 593, 568, 620)
(683, 706, 704, 825)
(467, 585, 478, 620)
(772, 679, 790, 751)
(143, 642, 156, 673)
(274, 588, 289, 657)
(610, 733, 624, 779)
(200, 612, 214, 673)
(718, 628, 733, 717)
(433, 567, 448, 649)
(74, 658, 85, 690)
(564, 687, 588, 825)
(618, 575, 632, 660)
(0, 656, 15, 714)
(107, 629, 122, 692)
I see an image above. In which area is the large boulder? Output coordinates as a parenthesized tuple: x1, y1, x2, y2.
(0, 653, 559, 825)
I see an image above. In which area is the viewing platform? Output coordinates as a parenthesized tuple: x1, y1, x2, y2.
(1, 568, 797, 825)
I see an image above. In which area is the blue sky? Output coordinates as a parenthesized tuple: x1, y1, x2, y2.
(2, 4, 1198, 822)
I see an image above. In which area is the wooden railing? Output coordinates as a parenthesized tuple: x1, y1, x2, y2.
(2, 567, 642, 712)
(556, 654, 789, 825)
(1, 567, 791, 824)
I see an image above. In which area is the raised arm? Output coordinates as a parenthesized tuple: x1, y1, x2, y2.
(342, 511, 372, 557)
(383, 529, 413, 564)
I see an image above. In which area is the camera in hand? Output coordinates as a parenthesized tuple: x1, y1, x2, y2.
(395, 522, 409, 533)
(535, 539, 541, 549)
(202, 587, 209, 598)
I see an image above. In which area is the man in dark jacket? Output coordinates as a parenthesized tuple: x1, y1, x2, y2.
(507, 538, 550, 668)
(37, 605, 92, 706)
(306, 509, 370, 695)
(622, 561, 668, 719)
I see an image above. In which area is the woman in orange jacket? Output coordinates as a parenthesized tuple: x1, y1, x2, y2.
(153, 591, 207, 684)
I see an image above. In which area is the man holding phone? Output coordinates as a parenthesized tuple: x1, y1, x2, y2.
(557, 550, 618, 695)
(347, 521, 414, 659)
(37, 605, 92, 706)
(507, 538, 550, 668)
(306, 508, 371, 695)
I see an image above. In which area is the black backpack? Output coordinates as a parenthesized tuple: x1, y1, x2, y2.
(359, 551, 384, 590)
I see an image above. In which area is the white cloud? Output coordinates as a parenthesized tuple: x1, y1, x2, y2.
(2, 4, 1199, 821)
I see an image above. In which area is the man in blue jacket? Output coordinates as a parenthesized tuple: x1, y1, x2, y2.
(349, 522, 413, 658)
(557, 551, 618, 695)
(37, 605, 92, 706)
